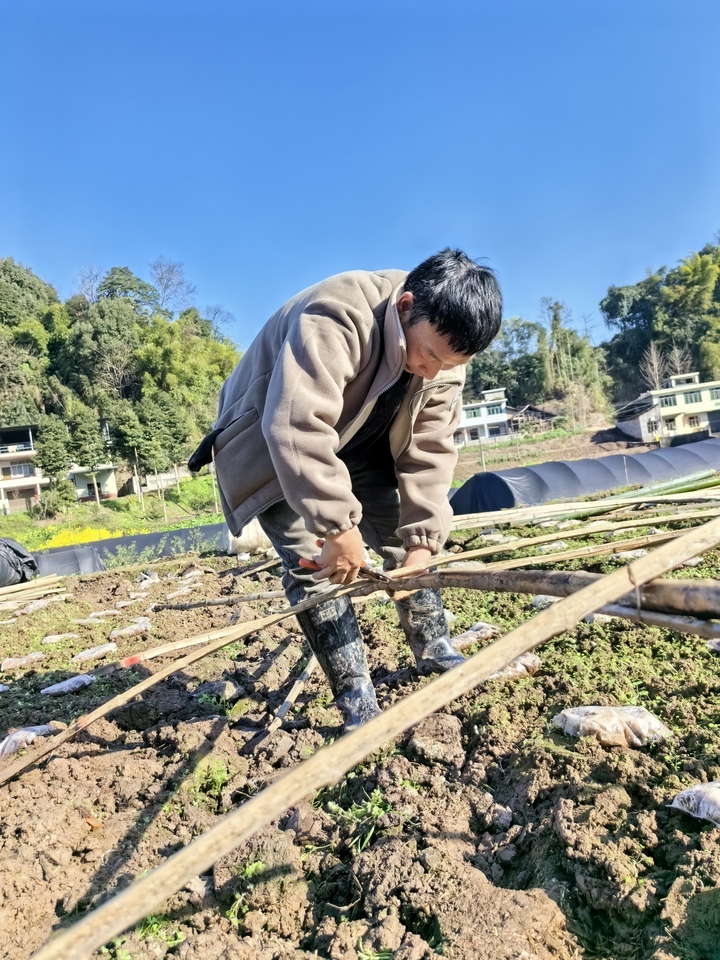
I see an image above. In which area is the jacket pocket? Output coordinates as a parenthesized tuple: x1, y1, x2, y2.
(213, 408, 260, 456)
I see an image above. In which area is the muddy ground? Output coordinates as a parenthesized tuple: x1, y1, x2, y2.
(1, 525, 720, 960)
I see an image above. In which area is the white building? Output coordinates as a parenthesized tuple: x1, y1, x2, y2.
(615, 373, 720, 442)
(0, 425, 50, 513)
(453, 389, 510, 446)
(0, 422, 119, 513)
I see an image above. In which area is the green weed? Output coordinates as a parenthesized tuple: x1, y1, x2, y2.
(138, 914, 184, 947)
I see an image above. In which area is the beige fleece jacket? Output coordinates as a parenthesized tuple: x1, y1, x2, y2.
(212, 269, 465, 554)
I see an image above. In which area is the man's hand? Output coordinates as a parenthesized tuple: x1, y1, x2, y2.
(390, 546, 434, 599)
(398, 546, 433, 573)
(307, 527, 365, 585)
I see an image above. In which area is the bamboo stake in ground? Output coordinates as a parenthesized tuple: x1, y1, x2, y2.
(29, 514, 720, 960)
(153, 588, 285, 612)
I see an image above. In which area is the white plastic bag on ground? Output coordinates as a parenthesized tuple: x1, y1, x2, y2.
(43, 632, 79, 644)
(488, 652, 542, 682)
(537, 540, 568, 553)
(554, 705, 672, 748)
(0, 684, 9, 693)
(531, 595, 560, 610)
(708, 638, 720, 653)
(611, 549, 648, 562)
(451, 621, 502, 650)
(13, 595, 66, 617)
(71, 643, 117, 663)
(165, 585, 195, 600)
(671, 781, 720, 826)
(0, 724, 57, 760)
(110, 616, 151, 640)
(41, 674, 95, 696)
(1, 652, 45, 671)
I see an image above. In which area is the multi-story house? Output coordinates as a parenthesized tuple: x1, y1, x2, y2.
(615, 373, 720, 441)
(453, 389, 510, 446)
(0, 425, 50, 513)
(0, 423, 119, 513)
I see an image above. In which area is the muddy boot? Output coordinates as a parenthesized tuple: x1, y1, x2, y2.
(395, 588, 465, 674)
(296, 596, 381, 733)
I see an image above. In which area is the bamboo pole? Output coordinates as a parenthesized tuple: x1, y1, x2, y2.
(442, 513, 717, 567)
(485, 529, 681, 571)
(29, 514, 720, 960)
(0, 575, 62, 598)
(392, 568, 720, 620)
(266, 655, 318, 734)
(597, 604, 720, 643)
(153, 589, 285, 613)
(451, 489, 720, 531)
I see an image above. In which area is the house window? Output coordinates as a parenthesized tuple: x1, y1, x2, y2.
(10, 462, 34, 478)
(664, 418, 677, 432)
(468, 428, 479, 440)
(486, 404, 503, 416)
(646, 418, 659, 434)
(489, 426, 502, 436)
(710, 387, 720, 400)
(687, 416, 700, 428)
(453, 432, 463, 445)
(683, 391, 702, 404)
(660, 395, 677, 407)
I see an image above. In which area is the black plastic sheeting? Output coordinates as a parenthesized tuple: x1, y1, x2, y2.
(34, 522, 228, 576)
(0, 538, 38, 587)
(451, 437, 720, 515)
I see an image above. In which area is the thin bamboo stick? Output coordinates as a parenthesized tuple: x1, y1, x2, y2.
(29, 514, 720, 960)
(266, 655, 318, 734)
(441, 513, 716, 567)
(153, 589, 285, 612)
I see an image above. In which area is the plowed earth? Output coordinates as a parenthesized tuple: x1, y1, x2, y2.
(1, 539, 720, 960)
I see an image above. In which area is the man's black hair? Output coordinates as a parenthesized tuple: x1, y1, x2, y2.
(404, 248, 502, 356)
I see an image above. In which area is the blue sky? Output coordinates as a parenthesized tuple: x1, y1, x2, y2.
(2, 0, 718, 348)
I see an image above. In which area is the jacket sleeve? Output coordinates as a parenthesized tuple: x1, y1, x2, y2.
(261, 306, 368, 538)
(395, 374, 464, 554)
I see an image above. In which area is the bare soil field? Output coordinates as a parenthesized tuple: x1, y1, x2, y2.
(1, 530, 720, 960)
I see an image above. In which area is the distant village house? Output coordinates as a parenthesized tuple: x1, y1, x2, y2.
(0, 424, 118, 513)
(614, 373, 720, 442)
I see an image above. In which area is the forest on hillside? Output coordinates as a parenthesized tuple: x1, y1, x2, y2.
(466, 237, 720, 410)
(0, 257, 240, 504)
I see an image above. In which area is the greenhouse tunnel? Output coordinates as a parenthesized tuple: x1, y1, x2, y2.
(450, 437, 720, 515)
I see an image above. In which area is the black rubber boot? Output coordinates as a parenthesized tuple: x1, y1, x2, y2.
(395, 588, 465, 674)
(296, 596, 381, 733)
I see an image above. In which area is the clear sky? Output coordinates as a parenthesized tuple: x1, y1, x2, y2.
(2, 0, 719, 348)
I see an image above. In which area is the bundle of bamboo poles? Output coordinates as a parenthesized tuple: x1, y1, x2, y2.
(0, 575, 66, 612)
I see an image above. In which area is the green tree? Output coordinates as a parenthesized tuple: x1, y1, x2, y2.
(97, 266, 159, 314)
(35, 415, 72, 481)
(0, 258, 58, 326)
(70, 408, 107, 506)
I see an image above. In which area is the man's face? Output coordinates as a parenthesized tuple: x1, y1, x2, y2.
(404, 319, 472, 380)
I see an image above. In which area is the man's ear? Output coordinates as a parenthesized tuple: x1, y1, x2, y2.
(397, 290, 414, 321)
